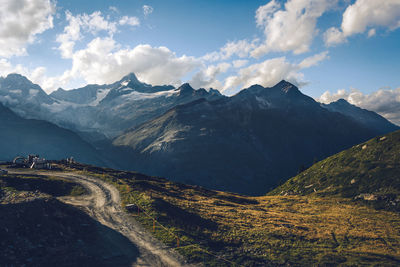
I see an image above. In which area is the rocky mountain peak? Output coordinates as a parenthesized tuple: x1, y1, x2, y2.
(120, 72, 141, 84)
(208, 88, 222, 96)
(5, 73, 31, 81)
(332, 98, 351, 105)
(2, 73, 35, 88)
(0, 73, 48, 97)
(177, 83, 194, 95)
(275, 80, 300, 94)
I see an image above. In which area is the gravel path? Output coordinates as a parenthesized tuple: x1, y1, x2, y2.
(10, 170, 192, 267)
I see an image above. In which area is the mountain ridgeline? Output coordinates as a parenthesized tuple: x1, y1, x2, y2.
(49, 73, 223, 138)
(0, 73, 398, 195)
(112, 81, 398, 195)
(322, 99, 397, 135)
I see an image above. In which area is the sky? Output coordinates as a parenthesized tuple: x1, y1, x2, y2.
(0, 0, 400, 123)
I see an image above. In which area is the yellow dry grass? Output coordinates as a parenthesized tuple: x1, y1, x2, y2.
(56, 163, 400, 266)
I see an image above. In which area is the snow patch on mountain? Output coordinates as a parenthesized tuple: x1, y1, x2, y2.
(29, 89, 39, 97)
(9, 90, 22, 94)
(89, 88, 111, 106)
(42, 100, 82, 112)
(145, 127, 190, 153)
(120, 81, 129, 87)
(0, 95, 18, 105)
(120, 87, 134, 92)
(256, 96, 271, 109)
(121, 89, 178, 102)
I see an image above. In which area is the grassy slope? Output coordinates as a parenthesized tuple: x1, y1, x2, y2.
(56, 161, 400, 266)
(269, 130, 400, 212)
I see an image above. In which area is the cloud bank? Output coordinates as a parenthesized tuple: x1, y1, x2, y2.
(223, 51, 329, 94)
(319, 88, 400, 125)
(64, 37, 199, 87)
(0, 0, 55, 57)
(252, 0, 335, 56)
(324, 0, 400, 46)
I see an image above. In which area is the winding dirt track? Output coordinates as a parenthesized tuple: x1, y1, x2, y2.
(10, 170, 191, 267)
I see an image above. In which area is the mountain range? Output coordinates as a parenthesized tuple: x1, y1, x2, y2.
(113, 81, 399, 194)
(0, 73, 398, 195)
(0, 103, 105, 165)
(0, 73, 222, 139)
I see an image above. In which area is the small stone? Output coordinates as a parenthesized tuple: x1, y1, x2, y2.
(363, 194, 377, 201)
(362, 145, 367, 150)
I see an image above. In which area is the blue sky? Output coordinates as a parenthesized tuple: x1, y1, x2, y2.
(0, 0, 400, 122)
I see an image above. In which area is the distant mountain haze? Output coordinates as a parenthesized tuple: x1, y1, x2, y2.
(0, 73, 398, 195)
(321, 99, 397, 134)
(0, 103, 106, 165)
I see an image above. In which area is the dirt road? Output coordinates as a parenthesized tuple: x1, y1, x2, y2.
(10, 170, 191, 267)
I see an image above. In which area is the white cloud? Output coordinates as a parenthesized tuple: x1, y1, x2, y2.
(56, 11, 118, 59)
(119, 16, 140, 27)
(63, 37, 200, 87)
(323, 27, 346, 46)
(221, 40, 258, 60)
(0, 59, 67, 93)
(143, 5, 154, 16)
(0, 0, 55, 58)
(298, 51, 329, 68)
(190, 62, 231, 89)
(56, 11, 83, 58)
(255, 0, 280, 28)
(319, 87, 400, 125)
(0, 59, 16, 75)
(232, 60, 249, 68)
(324, 0, 400, 46)
(82, 11, 117, 34)
(367, 28, 376, 38)
(203, 39, 258, 62)
(342, 0, 400, 35)
(0, 59, 40, 82)
(252, 0, 335, 57)
(26, 67, 73, 93)
(222, 51, 329, 94)
(109, 6, 118, 13)
(203, 0, 334, 61)
(223, 57, 303, 93)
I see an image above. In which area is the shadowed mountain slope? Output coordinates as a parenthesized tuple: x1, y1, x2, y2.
(113, 81, 394, 195)
(0, 103, 105, 165)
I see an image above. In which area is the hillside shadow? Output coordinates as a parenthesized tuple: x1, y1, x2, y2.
(0, 198, 140, 266)
(0, 175, 83, 196)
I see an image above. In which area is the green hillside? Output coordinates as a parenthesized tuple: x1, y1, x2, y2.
(269, 130, 400, 211)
